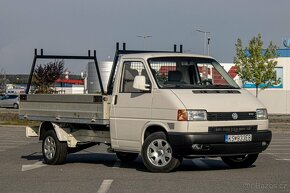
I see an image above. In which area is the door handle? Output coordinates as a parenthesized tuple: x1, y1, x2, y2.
(114, 95, 118, 105)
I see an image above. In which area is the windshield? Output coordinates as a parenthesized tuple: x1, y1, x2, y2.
(148, 57, 240, 89)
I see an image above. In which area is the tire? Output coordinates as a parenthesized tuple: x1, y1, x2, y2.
(221, 153, 259, 168)
(141, 132, 180, 173)
(42, 130, 68, 165)
(13, 103, 19, 109)
(116, 152, 139, 162)
(174, 156, 183, 170)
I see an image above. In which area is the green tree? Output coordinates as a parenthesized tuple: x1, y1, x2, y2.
(33, 60, 64, 94)
(234, 34, 281, 97)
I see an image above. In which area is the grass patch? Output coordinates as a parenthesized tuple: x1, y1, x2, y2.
(0, 112, 39, 126)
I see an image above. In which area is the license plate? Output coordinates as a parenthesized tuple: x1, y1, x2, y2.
(225, 134, 252, 143)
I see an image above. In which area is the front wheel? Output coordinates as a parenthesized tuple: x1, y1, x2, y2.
(141, 132, 180, 172)
(221, 153, 259, 168)
(42, 130, 68, 165)
(116, 152, 139, 162)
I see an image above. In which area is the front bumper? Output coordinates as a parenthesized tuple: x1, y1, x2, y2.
(167, 130, 272, 156)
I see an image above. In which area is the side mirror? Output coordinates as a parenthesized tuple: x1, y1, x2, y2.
(133, 76, 150, 91)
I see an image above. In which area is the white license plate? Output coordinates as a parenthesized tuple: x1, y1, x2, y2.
(225, 134, 252, 143)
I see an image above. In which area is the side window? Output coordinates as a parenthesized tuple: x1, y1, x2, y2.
(120, 61, 151, 93)
(9, 95, 18, 99)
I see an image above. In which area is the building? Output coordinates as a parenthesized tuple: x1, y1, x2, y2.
(54, 79, 84, 94)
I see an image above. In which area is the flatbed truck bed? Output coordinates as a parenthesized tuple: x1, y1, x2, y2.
(19, 94, 110, 125)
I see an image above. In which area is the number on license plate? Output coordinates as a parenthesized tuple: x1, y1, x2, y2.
(225, 134, 252, 143)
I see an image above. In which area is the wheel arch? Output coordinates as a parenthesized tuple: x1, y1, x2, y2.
(141, 122, 170, 145)
(39, 122, 68, 142)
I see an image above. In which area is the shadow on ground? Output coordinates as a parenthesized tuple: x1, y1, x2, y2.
(20, 151, 253, 172)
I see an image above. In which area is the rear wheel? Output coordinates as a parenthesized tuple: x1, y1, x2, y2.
(221, 154, 259, 168)
(42, 130, 68, 165)
(141, 132, 180, 172)
(116, 152, 139, 162)
(13, 103, 19, 109)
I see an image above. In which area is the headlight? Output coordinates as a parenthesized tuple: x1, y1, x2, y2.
(256, 109, 268, 120)
(178, 110, 207, 121)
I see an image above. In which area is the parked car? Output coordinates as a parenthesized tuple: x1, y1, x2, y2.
(0, 95, 19, 109)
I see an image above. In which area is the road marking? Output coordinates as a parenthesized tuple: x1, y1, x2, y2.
(0, 141, 29, 144)
(275, 159, 290, 161)
(0, 145, 17, 148)
(113, 161, 121, 168)
(0, 138, 34, 141)
(22, 161, 47, 172)
(97, 179, 113, 193)
(266, 149, 289, 151)
(192, 159, 210, 169)
(263, 153, 290, 155)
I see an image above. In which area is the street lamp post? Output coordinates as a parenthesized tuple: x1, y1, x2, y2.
(196, 29, 210, 55)
(137, 35, 152, 50)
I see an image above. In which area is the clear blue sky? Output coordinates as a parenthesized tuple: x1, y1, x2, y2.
(1, 0, 290, 74)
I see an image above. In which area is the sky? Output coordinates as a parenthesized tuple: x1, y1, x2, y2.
(1, 0, 290, 74)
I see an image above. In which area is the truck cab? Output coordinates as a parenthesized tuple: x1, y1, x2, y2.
(110, 53, 271, 172)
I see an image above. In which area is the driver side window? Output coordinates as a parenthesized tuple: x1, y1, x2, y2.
(120, 61, 150, 93)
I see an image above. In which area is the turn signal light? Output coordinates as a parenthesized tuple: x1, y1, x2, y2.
(177, 109, 188, 121)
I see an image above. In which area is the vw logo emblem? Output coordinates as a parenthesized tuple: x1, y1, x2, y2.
(232, 113, 238, 120)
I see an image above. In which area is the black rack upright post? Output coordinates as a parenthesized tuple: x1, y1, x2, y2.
(25, 49, 105, 95)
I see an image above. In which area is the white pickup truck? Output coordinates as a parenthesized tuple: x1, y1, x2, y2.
(21, 43, 272, 172)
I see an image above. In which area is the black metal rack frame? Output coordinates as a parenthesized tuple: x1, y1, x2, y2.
(106, 42, 183, 94)
(26, 49, 104, 94)
(26, 42, 183, 95)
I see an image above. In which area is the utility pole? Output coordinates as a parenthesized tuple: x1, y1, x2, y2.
(196, 29, 210, 55)
(137, 35, 152, 50)
(207, 37, 211, 55)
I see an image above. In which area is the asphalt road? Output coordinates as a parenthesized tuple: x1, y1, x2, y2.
(0, 126, 289, 193)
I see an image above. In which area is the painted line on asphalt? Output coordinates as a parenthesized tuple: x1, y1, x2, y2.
(275, 159, 290, 161)
(192, 159, 210, 169)
(265, 149, 289, 151)
(22, 161, 47, 172)
(0, 139, 27, 142)
(263, 153, 290, 155)
(0, 141, 29, 144)
(112, 160, 121, 168)
(0, 145, 17, 148)
(97, 179, 113, 193)
(263, 152, 290, 160)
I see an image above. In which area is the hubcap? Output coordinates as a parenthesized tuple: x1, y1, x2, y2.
(44, 136, 56, 160)
(147, 139, 172, 167)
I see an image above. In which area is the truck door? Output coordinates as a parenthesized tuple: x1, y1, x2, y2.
(110, 60, 153, 151)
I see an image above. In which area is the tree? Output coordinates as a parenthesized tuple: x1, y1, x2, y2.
(234, 34, 281, 97)
(33, 60, 64, 94)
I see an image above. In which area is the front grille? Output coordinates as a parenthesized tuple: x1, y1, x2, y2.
(209, 125, 257, 133)
(207, 112, 256, 121)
